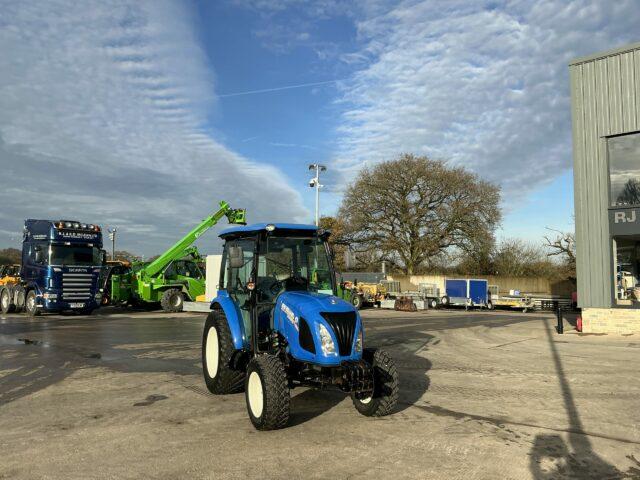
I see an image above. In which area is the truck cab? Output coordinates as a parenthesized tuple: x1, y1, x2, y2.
(0, 219, 105, 315)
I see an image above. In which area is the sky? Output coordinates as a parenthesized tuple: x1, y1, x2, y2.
(0, 0, 639, 255)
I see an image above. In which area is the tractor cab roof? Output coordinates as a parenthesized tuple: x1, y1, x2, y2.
(219, 223, 320, 239)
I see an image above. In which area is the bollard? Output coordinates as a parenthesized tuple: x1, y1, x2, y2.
(556, 306, 564, 334)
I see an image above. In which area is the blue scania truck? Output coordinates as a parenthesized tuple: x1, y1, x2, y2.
(0, 219, 105, 316)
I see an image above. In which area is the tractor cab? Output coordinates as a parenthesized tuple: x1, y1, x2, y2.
(203, 223, 399, 430)
(218, 223, 338, 352)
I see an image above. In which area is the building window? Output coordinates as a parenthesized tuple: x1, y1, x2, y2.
(613, 236, 640, 305)
(609, 132, 640, 207)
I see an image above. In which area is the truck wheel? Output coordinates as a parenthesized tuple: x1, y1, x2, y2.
(25, 290, 40, 316)
(13, 286, 26, 313)
(351, 293, 363, 310)
(1, 288, 15, 314)
(161, 288, 183, 313)
(245, 355, 290, 430)
(352, 348, 399, 417)
(202, 310, 245, 394)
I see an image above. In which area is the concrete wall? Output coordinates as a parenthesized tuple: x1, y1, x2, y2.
(387, 274, 574, 297)
(570, 42, 640, 308)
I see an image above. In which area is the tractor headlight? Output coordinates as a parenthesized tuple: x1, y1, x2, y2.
(318, 323, 336, 356)
(355, 329, 363, 353)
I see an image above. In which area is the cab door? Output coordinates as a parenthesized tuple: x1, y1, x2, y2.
(223, 239, 256, 340)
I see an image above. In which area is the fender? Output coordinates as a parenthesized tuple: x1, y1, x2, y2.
(210, 290, 247, 350)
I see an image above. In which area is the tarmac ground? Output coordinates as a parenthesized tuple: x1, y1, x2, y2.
(1, 307, 639, 479)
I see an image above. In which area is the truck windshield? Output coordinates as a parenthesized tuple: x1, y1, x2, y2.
(258, 236, 334, 296)
(49, 246, 102, 266)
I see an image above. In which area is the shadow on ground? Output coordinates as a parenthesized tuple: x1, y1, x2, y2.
(286, 325, 434, 426)
(528, 319, 640, 479)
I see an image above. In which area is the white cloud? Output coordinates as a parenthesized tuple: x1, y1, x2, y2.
(0, 0, 308, 254)
(334, 0, 640, 202)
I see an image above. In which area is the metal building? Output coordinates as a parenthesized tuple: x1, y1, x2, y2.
(570, 41, 640, 333)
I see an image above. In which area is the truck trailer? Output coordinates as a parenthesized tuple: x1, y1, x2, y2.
(0, 219, 105, 315)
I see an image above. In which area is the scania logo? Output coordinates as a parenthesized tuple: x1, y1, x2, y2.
(68, 268, 88, 273)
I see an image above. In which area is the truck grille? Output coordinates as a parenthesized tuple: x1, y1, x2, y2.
(320, 311, 357, 356)
(62, 273, 94, 300)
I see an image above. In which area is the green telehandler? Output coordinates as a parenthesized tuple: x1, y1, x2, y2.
(110, 201, 246, 312)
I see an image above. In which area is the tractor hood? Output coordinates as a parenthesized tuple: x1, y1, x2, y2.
(274, 291, 362, 366)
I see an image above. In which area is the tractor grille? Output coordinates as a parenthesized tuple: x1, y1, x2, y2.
(62, 273, 94, 300)
(320, 311, 357, 356)
(298, 317, 316, 354)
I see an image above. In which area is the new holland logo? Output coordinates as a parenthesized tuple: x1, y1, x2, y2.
(614, 210, 637, 223)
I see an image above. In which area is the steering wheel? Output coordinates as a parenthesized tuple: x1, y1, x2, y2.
(269, 275, 283, 296)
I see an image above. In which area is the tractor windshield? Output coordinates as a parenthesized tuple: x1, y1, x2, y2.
(257, 235, 334, 299)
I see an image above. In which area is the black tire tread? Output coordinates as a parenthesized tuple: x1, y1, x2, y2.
(160, 288, 183, 313)
(246, 355, 290, 430)
(352, 348, 399, 417)
(202, 310, 245, 394)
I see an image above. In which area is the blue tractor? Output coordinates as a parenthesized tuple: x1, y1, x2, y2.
(202, 223, 399, 430)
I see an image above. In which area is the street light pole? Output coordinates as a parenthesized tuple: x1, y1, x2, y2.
(308, 164, 326, 226)
(107, 227, 117, 261)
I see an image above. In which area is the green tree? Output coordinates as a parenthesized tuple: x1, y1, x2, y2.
(339, 154, 501, 275)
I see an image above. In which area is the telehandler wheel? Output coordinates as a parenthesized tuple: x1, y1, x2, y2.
(351, 292, 363, 309)
(1, 288, 15, 314)
(161, 288, 184, 313)
(202, 310, 245, 394)
(25, 290, 41, 316)
(245, 355, 290, 431)
(14, 287, 26, 313)
(352, 348, 399, 417)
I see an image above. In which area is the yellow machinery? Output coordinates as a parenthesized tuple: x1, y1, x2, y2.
(341, 280, 387, 309)
(0, 264, 20, 287)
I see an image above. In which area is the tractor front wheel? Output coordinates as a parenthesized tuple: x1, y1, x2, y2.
(202, 310, 245, 394)
(245, 355, 290, 430)
(352, 348, 399, 417)
(161, 288, 184, 313)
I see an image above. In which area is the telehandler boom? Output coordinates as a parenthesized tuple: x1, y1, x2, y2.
(110, 201, 246, 312)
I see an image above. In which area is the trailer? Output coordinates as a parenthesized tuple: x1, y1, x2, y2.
(443, 278, 491, 309)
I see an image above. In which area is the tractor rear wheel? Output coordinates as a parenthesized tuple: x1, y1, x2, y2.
(245, 355, 290, 430)
(352, 348, 399, 417)
(1, 288, 15, 314)
(202, 310, 245, 394)
(161, 288, 184, 313)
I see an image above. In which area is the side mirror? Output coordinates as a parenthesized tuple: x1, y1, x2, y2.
(101, 250, 107, 265)
(34, 246, 44, 264)
(228, 245, 245, 269)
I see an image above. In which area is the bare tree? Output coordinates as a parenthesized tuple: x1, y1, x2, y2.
(339, 154, 501, 275)
(616, 178, 640, 206)
(543, 228, 576, 276)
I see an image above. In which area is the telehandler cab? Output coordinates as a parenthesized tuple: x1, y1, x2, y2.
(202, 223, 399, 430)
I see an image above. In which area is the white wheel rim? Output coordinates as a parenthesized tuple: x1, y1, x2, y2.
(360, 396, 372, 404)
(205, 327, 219, 379)
(1, 293, 7, 309)
(248, 371, 264, 418)
(27, 295, 35, 310)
